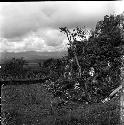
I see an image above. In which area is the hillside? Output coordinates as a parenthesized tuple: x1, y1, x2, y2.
(0, 51, 67, 63)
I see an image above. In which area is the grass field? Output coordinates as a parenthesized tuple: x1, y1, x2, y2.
(1, 83, 121, 125)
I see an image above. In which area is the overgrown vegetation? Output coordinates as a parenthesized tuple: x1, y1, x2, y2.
(1, 13, 124, 125)
(48, 14, 123, 104)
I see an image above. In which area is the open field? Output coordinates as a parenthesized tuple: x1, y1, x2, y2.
(1, 83, 121, 125)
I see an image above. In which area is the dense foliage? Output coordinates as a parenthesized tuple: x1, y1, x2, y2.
(1, 58, 26, 79)
(51, 14, 123, 104)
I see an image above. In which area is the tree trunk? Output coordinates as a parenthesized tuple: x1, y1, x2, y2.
(73, 51, 81, 78)
(66, 32, 82, 78)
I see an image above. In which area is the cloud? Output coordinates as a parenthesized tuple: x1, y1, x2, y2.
(0, 32, 68, 52)
(1, 2, 51, 39)
(1, 1, 119, 39)
(0, 1, 123, 52)
(38, 29, 65, 46)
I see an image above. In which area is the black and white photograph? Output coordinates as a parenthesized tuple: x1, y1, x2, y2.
(0, 1, 124, 125)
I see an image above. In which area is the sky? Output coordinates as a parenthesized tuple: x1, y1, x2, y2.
(0, 1, 124, 53)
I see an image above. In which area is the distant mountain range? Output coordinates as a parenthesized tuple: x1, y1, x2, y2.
(0, 51, 68, 63)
